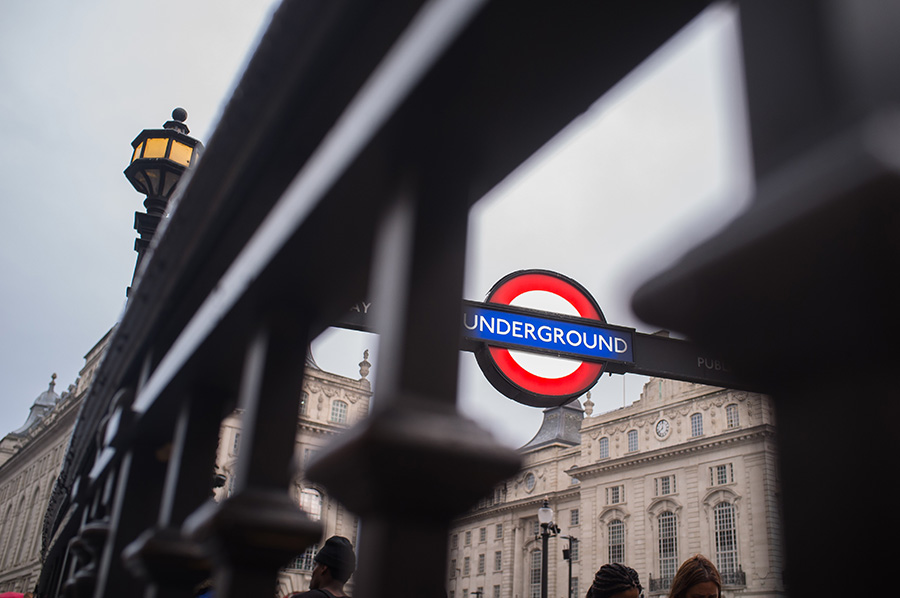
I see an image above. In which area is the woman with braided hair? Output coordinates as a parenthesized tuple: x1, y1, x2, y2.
(667, 554, 721, 598)
(586, 563, 643, 598)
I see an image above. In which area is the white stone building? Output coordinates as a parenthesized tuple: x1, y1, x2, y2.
(0, 330, 109, 594)
(448, 378, 783, 598)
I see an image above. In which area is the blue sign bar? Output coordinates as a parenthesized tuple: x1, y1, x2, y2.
(462, 303, 634, 364)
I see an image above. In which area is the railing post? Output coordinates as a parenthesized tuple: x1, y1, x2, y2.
(122, 390, 227, 598)
(184, 318, 321, 598)
(306, 174, 521, 598)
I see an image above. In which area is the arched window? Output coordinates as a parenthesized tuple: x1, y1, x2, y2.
(658, 511, 678, 581)
(608, 519, 625, 563)
(530, 549, 542, 598)
(714, 502, 738, 577)
(598, 437, 609, 459)
(330, 399, 348, 424)
(726, 404, 740, 428)
(300, 488, 323, 521)
(690, 413, 704, 437)
(627, 430, 638, 452)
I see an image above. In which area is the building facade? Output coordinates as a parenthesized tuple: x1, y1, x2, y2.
(448, 378, 783, 598)
(0, 330, 109, 594)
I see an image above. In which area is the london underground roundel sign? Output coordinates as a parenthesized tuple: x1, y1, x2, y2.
(468, 270, 632, 408)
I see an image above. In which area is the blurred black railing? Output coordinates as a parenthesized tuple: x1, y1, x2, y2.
(38, 2, 900, 598)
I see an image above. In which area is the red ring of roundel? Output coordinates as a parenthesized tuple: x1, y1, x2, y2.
(486, 272, 604, 398)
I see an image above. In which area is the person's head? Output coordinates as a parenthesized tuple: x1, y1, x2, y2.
(310, 536, 357, 589)
(586, 563, 643, 598)
(668, 555, 721, 598)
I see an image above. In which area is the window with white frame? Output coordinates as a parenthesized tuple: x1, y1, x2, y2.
(606, 485, 624, 505)
(451, 534, 458, 549)
(714, 502, 738, 576)
(465, 530, 472, 546)
(569, 538, 579, 561)
(479, 527, 487, 543)
(330, 399, 348, 424)
(570, 508, 580, 526)
(570, 577, 578, 598)
(691, 413, 703, 437)
(599, 437, 609, 459)
(530, 549, 542, 598)
(493, 585, 501, 598)
(300, 391, 309, 416)
(655, 474, 676, 496)
(288, 543, 318, 570)
(478, 553, 485, 575)
(451, 559, 457, 577)
(464, 556, 471, 576)
(726, 404, 740, 428)
(299, 488, 322, 521)
(710, 463, 734, 486)
(494, 551, 502, 571)
(496, 523, 503, 539)
(627, 430, 638, 452)
(608, 519, 625, 563)
(658, 511, 678, 581)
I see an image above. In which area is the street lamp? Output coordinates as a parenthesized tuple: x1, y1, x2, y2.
(536, 500, 560, 598)
(124, 108, 202, 292)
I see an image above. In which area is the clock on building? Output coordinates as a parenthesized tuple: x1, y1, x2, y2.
(655, 419, 670, 439)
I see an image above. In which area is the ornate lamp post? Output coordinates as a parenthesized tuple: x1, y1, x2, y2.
(124, 107, 202, 293)
(537, 500, 560, 598)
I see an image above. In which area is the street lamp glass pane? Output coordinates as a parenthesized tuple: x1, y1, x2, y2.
(132, 142, 143, 163)
(537, 506, 553, 524)
(144, 137, 169, 159)
(169, 141, 193, 166)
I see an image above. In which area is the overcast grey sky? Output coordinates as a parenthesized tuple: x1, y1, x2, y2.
(0, 1, 752, 448)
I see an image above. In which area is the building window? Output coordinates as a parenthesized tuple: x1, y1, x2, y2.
(710, 464, 733, 486)
(478, 553, 486, 575)
(627, 430, 638, 452)
(451, 534, 458, 549)
(299, 488, 322, 521)
(658, 511, 678, 581)
(690, 413, 703, 437)
(607, 485, 624, 505)
(655, 474, 676, 496)
(530, 549, 542, 598)
(570, 509, 580, 526)
(599, 437, 609, 459)
(714, 502, 738, 577)
(451, 559, 457, 577)
(300, 391, 309, 416)
(493, 585, 501, 598)
(480, 527, 487, 543)
(495, 551, 502, 571)
(288, 544, 318, 571)
(608, 520, 625, 564)
(569, 538, 579, 561)
(232, 432, 241, 456)
(465, 530, 472, 546)
(464, 556, 471, 576)
(570, 577, 579, 598)
(726, 404, 740, 428)
(496, 524, 503, 539)
(330, 399, 348, 424)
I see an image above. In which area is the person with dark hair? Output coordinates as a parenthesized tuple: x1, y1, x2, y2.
(667, 554, 721, 598)
(586, 563, 643, 598)
(287, 536, 357, 598)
